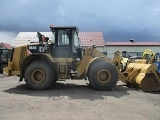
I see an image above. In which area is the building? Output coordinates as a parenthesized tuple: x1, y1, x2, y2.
(0, 42, 11, 49)
(106, 41, 160, 52)
(13, 32, 106, 52)
(106, 41, 160, 58)
(78, 32, 106, 51)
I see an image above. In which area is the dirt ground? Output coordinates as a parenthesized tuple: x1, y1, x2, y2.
(0, 74, 160, 120)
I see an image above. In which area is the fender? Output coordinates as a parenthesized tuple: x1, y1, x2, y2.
(86, 57, 105, 76)
(19, 53, 54, 81)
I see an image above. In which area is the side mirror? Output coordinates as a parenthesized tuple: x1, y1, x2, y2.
(37, 31, 43, 43)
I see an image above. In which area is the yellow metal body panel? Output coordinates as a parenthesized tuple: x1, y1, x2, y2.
(3, 46, 28, 76)
(3, 66, 11, 76)
(13, 46, 28, 70)
(141, 49, 156, 64)
(11, 70, 20, 75)
(55, 58, 73, 79)
(77, 55, 93, 77)
(134, 59, 147, 64)
(125, 62, 160, 91)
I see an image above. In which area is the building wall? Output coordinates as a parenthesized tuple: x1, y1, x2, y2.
(95, 46, 107, 52)
(106, 45, 160, 59)
(82, 45, 160, 59)
(82, 46, 107, 52)
(82, 45, 160, 54)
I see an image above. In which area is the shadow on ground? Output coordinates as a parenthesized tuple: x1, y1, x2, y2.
(3, 81, 142, 101)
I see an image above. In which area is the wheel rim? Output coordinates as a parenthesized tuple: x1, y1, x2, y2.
(31, 69, 46, 84)
(97, 69, 111, 84)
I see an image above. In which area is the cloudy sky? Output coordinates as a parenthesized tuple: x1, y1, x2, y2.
(0, 0, 160, 43)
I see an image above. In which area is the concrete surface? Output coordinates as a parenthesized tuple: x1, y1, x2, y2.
(0, 74, 160, 120)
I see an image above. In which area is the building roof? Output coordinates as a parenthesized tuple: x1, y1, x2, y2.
(106, 42, 160, 46)
(78, 32, 105, 47)
(13, 32, 105, 47)
(0, 42, 11, 49)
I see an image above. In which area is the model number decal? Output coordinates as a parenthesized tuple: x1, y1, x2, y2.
(29, 46, 37, 50)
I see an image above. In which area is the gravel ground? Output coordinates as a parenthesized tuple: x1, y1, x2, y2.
(0, 74, 160, 120)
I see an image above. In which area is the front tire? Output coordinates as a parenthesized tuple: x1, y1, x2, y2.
(24, 61, 55, 90)
(88, 60, 118, 91)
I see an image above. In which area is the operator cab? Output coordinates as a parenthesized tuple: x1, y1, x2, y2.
(50, 26, 82, 58)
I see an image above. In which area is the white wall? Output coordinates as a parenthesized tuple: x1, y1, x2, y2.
(83, 45, 160, 53)
(106, 46, 160, 58)
(82, 45, 160, 59)
(107, 46, 159, 52)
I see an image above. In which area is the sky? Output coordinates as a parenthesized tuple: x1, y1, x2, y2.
(0, 0, 160, 43)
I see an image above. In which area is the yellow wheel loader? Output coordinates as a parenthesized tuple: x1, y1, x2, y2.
(141, 49, 156, 64)
(3, 26, 160, 91)
(3, 26, 118, 90)
(123, 49, 160, 91)
(120, 51, 143, 72)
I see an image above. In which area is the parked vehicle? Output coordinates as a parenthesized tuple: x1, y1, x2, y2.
(3, 26, 160, 92)
(0, 49, 10, 73)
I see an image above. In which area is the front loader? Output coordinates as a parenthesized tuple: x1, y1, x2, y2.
(3, 25, 160, 92)
(121, 49, 160, 91)
(3, 26, 118, 90)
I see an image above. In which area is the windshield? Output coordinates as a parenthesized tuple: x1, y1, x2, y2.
(58, 30, 70, 45)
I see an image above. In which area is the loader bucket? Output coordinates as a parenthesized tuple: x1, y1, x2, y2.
(140, 73, 160, 91)
(124, 63, 160, 92)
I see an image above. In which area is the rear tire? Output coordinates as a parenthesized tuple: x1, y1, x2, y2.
(24, 61, 55, 90)
(88, 60, 118, 91)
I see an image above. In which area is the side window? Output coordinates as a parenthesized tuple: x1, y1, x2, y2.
(51, 31, 55, 43)
(73, 31, 80, 47)
(72, 30, 81, 53)
(58, 30, 70, 45)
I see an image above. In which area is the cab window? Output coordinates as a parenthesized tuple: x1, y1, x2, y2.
(58, 30, 70, 45)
